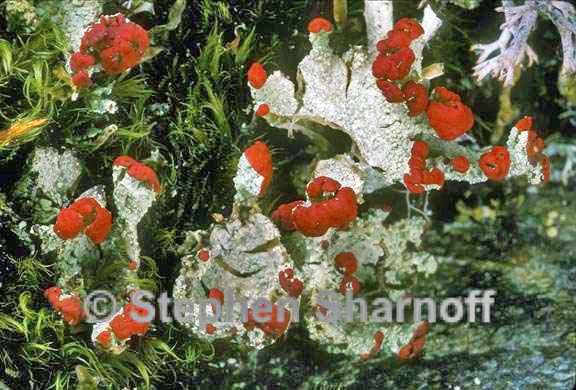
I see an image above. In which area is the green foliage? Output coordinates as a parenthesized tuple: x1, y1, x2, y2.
(17, 255, 53, 286)
(0, 248, 215, 389)
(0, 21, 70, 120)
(111, 75, 154, 103)
(159, 14, 263, 229)
(149, 0, 187, 35)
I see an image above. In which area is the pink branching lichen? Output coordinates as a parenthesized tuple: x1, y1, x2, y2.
(472, 0, 576, 86)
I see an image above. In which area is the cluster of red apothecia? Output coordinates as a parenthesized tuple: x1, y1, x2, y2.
(373, 19, 475, 141)
(514, 116, 550, 183)
(44, 287, 85, 326)
(373, 18, 428, 117)
(113, 156, 162, 193)
(52, 157, 159, 253)
(335, 252, 361, 296)
(243, 141, 273, 196)
(45, 287, 153, 345)
(478, 116, 550, 183)
(86, 302, 152, 348)
(53, 197, 113, 244)
(374, 19, 550, 192)
(279, 268, 304, 297)
(403, 139, 473, 193)
(69, 14, 149, 88)
(398, 321, 429, 360)
(206, 287, 291, 337)
(106, 303, 151, 342)
(403, 140, 446, 194)
(405, 127, 549, 194)
(372, 17, 479, 194)
(272, 176, 358, 237)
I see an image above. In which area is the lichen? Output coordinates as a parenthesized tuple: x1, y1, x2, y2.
(250, 4, 543, 190)
(29, 147, 83, 206)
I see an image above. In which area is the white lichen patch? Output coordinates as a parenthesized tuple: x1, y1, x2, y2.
(113, 167, 156, 226)
(110, 166, 157, 268)
(250, 8, 441, 185)
(428, 126, 546, 185)
(233, 154, 263, 204)
(381, 217, 438, 293)
(314, 155, 366, 199)
(303, 249, 421, 356)
(173, 254, 212, 301)
(304, 209, 390, 271)
(251, 3, 541, 192)
(30, 147, 82, 206)
(175, 111, 440, 356)
(60, 0, 103, 51)
(209, 212, 286, 274)
(299, 210, 437, 355)
(301, 210, 437, 289)
(506, 127, 544, 185)
(250, 71, 298, 117)
(174, 211, 295, 349)
(93, 99, 118, 115)
(34, 223, 100, 287)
